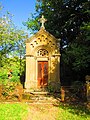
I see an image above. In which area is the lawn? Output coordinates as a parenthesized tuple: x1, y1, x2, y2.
(0, 103, 28, 120)
(0, 102, 90, 120)
(57, 103, 90, 120)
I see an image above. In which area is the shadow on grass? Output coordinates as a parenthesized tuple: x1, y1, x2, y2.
(53, 100, 90, 119)
(47, 91, 90, 119)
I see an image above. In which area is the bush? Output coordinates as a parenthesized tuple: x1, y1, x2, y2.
(0, 81, 23, 101)
(71, 81, 86, 99)
(0, 69, 8, 83)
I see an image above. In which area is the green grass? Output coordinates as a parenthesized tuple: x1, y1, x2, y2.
(0, 102, 90, 120)
(0, 103, 28, 120)
(57, 104, 90, 120)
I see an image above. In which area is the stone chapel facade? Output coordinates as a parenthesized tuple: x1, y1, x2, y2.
(25, 16, 61, 92)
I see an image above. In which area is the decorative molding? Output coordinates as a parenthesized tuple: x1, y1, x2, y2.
(26, 55, 34, 57)
(52, 54, 61, 57)
(34, 56, 37, 60)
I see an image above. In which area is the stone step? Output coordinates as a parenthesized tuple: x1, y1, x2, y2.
(30, 91, 49, 95)
(22, 93, 49, 100)
(22, 92, 60, 103)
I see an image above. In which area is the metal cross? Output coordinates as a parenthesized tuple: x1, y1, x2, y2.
(39, 15, 47, 29)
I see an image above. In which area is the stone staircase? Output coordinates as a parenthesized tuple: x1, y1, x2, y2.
(22, 90, 60, 104)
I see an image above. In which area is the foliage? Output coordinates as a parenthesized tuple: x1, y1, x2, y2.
(25, 0, 90, 39)
(0, 69, 8, 83)
(71, 81, 84, 92)
(1, 81, 16, 97)
(62, 42, 90, 72)
(62, 22, 90, 79)
(0, 5, 27, 83)
(70, 81, 86, 99)
(0, 58, 23, 99)
(0, 80, 23, 100)
(0, 57, 21, 83)
(23, 13, 40, 34)
(0, 103, 28, 120)
(0, 15, 27, 67)
(24, 0, 90, 83)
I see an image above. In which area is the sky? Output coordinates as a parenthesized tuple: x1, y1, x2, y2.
(1, 0, 36, 31)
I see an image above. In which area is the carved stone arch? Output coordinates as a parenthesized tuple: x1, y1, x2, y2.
(31, 45, 52, 56)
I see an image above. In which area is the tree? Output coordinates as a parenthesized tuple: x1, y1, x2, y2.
(25, 0, 90, 38)
(25, 0, 90, 84)
(0, 6, 27, 83)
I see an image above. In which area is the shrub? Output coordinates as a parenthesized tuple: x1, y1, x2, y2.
(71, 81, 86, 99)
(0, 81, 23, 101)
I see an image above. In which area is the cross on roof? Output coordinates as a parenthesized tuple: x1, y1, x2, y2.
(39, 15, 47, 29)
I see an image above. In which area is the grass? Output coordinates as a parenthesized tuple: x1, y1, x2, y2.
(27, 103, 90, 120)
(0, 102, 90, 120)
(0, 103, 28, 120)
(57, 103, 90, 120)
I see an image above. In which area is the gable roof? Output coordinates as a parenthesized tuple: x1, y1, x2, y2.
(26, 27, 57, 43)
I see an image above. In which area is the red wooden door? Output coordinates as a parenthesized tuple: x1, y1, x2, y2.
(38, 61, 48, 87)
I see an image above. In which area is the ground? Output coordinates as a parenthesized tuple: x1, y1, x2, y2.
(26, 101, 90, 120)
(0, 85, 90, 120)
(0, 100, 90, 120)
(26, 103, 59, 120)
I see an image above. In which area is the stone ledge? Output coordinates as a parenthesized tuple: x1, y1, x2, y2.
(30, 91, 49, 95)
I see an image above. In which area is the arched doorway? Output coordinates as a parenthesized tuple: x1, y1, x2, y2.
(38, 61, 48, 88)
(37, 49, 48, 88)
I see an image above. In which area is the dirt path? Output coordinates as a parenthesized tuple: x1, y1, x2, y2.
(26, 103, 60, 120)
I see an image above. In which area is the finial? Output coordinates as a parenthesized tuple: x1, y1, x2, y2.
(39, 15, 47, 29)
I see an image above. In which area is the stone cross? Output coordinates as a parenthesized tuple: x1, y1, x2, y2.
(39, 15, 47, 29)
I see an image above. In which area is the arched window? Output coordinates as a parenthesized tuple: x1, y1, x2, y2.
(37, 49, 48, 56)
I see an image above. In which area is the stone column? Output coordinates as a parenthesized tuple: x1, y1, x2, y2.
(85, 75, 90, 101)
(25, 57, 31, 92)
(86, 81, 90, 101)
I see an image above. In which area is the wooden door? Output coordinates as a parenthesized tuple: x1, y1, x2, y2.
(38, 61, 48, 87)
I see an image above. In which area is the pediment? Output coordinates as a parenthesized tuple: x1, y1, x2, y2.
(26, 27, 60, 56)
(26, 27, 57, 43)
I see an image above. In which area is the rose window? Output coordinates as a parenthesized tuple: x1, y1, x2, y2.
(37, 49, 48, 56)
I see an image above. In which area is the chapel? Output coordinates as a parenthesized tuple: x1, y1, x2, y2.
(25, 15, 61, 92)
